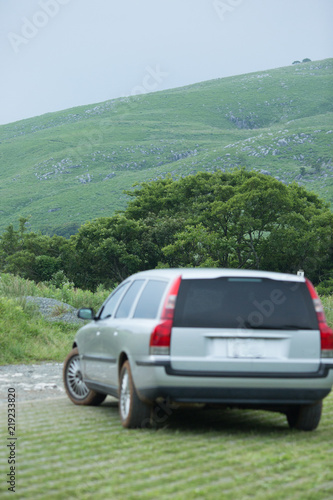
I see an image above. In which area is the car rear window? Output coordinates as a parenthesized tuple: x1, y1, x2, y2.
(173, 278, 318, 330)
(133, 280, 168, 319)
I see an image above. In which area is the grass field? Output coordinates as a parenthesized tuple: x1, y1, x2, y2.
(0, 393, 332, 499)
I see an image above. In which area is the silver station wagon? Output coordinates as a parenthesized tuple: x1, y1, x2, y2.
(63, 269, 333, 430)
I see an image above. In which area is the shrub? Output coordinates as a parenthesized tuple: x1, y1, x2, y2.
(316, 279, 333, 297)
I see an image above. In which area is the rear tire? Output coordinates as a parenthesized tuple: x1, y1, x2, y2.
(119, 361, 151, 428)
(286, 400, 322, 431)
(63, 347, 106, 406)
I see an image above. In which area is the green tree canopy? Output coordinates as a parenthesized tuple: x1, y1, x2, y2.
(124, 170, 333, 281)
(1, 170, 332, 289)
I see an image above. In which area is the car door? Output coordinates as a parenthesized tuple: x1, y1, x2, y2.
(99, 279, 146, 387)
(87, 279, 145, 390)
(80, 282, 129, 383)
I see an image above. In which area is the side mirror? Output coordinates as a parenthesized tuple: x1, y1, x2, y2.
(77, 308, 95, 320)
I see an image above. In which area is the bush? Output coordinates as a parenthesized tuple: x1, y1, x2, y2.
(48, 270, 72, 289)
(316, 279, 333, 297)
(321, 295, 333, 328)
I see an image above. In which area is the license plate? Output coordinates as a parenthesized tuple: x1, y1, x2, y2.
(227, 338, 265, 359)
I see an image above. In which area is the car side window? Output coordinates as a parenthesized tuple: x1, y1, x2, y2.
(133, 280, 168, 319)
(99, 283, 129, 320)
(115, 280, 145, 319)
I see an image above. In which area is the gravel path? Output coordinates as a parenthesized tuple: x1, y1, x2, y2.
(25, 296, 84, 324)
(0, 362, 65, 402)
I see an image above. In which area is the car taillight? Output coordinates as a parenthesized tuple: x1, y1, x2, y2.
(149, 275, 182, 355)
(306, 278, 333, 358)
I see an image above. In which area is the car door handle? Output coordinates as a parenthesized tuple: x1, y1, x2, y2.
(114, 331, 118, 336)
(96, 331, 101, 336)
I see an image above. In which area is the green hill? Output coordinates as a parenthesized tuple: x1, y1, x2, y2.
(0, 58, 332, 236)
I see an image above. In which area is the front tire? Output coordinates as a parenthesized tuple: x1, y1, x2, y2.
(63, 347, 106, 406)
(119, 361, 151, 428)
(286, 400, 322, 431)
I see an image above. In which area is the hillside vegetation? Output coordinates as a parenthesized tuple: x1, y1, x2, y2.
(0, 58, 332, 236)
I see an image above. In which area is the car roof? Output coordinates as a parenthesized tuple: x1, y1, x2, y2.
(127, 268, 305, 283)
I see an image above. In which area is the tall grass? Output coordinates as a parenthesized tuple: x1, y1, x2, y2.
(322, 295, 333, 327)
(0, 272, 110, 311)
(0, 296, 76, 364)
(0, 273, 111, 364)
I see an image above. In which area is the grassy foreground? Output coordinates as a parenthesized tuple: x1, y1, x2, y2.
(0, 394, 332, 499)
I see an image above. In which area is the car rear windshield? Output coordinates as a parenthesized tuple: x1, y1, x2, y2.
(173, 278, 318, 330)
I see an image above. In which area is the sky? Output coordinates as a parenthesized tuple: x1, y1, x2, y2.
(1, 0, 332, 125)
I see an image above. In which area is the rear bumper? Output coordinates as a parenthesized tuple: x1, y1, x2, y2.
(162, 361, 333, 379)
(138, 386, 331, 405)
(134, 360, 333, 405)
(136, 359, 333, 379)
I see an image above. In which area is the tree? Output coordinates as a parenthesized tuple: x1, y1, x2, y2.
(69, 215, 149, 289)
(1, 170, 332, 289)
(0, 219, 69, 282)
(124, 170, 333, 282)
